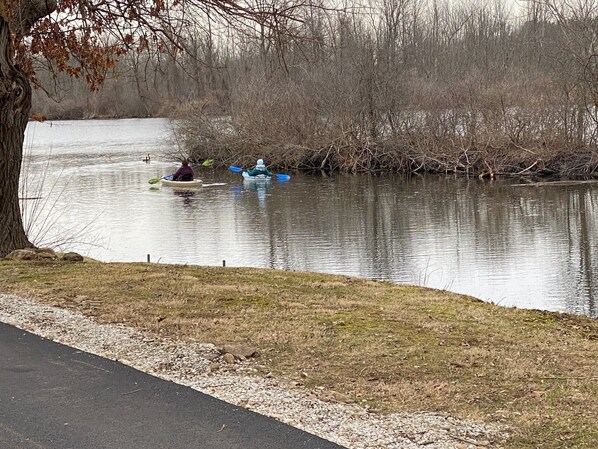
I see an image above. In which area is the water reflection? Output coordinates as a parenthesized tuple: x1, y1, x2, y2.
(242, 178, 271, 206)
(173, 190, 198, 207)
(22, 119, 598, 318)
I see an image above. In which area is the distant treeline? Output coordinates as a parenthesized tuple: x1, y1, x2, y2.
(34, 0, 598, 177)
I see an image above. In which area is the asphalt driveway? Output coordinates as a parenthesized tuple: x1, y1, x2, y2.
(0, 322, 346, 449)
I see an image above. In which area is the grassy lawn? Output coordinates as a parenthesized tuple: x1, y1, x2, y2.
(1, 260, 598, 448)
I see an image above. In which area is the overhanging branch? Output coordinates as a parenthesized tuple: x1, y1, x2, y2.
(8, 0, 57, 38)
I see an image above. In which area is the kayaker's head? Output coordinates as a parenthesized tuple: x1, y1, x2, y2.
(256, 159, 265, 169)
(181, 159, 189, 166)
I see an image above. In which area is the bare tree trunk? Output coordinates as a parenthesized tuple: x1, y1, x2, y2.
(0, 14, 33, 257)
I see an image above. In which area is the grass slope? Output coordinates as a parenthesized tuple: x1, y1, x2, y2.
(1, 260, 597, 448)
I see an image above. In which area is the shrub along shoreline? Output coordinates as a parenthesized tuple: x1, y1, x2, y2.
(179, 116, 598, 180)
(1, 260, 597, 448)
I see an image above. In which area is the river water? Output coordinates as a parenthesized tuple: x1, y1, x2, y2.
(22, 118, 598, 317)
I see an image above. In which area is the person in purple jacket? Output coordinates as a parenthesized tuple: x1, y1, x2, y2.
(172, 159, 194, 181)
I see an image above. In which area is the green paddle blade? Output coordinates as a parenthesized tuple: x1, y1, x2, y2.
(202, 159, 214, 167)
(148, 177, 161, 184)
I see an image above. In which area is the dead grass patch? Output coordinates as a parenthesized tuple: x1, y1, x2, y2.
(1, 260, 598, 448)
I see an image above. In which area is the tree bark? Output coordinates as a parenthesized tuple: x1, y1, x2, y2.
(0, 13, 33, 257)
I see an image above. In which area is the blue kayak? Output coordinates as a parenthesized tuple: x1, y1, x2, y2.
(242, 171, 271, 181)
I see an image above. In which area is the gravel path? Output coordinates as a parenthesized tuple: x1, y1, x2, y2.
(0, 294, 507, 449)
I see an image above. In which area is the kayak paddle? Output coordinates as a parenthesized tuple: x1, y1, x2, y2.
(148, 175, 174, 184)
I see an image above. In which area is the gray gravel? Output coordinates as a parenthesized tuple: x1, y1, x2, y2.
(0, 294, 508, 449)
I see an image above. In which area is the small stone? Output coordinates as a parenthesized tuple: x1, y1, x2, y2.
(4, 249, 37, 260)
(222, 344, 257, 359)
(223, 353, 235, 364)
(62, 252, 84, 262)
(209, 362, 220, 372)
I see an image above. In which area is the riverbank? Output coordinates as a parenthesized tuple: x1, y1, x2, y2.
(1, 260, 598, 448)
(178, 112, 598, 179)
(188, 140, 598, 180)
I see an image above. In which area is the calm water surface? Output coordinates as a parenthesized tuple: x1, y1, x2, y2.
(23, 118, 598, 317)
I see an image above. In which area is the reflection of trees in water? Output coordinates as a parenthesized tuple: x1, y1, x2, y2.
(561, 190, 598, 317)
(380, 179, 598, 317)
(505, 186, 598, 317)
(184, 171, 598, 316)
(255, 174, 598, 317)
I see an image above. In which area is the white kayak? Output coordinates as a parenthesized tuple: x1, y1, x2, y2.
(161, 178, 203, 188)
(242, 171, 271, 181)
